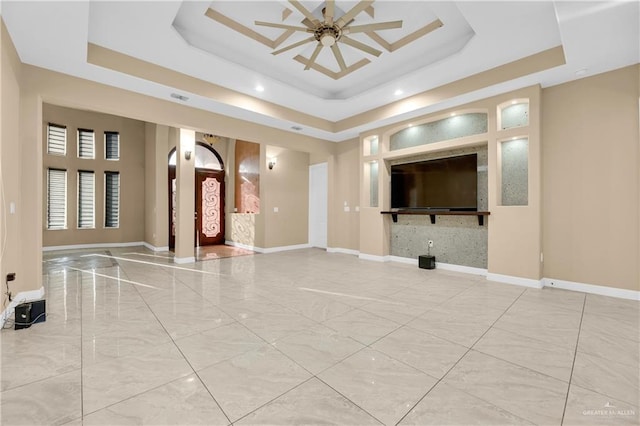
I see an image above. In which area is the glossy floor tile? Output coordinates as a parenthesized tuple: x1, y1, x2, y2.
(443, 350, 568, 425)
(235, 378, 380, 425)
(197, 345, 311, 421)
(1, 247, 639, 425)
(83, 374, 228, 425)
(318, 348, 438, 425)
(400, 382, 534, 425)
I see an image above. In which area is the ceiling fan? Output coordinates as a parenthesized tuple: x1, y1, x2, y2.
(255, 0, 402, 71)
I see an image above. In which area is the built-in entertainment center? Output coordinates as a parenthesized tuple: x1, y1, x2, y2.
(384, 146, 489, 268)
(360, 93, 536, 274)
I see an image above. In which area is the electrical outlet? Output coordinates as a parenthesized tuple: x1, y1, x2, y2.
(428, 240, 434, 248)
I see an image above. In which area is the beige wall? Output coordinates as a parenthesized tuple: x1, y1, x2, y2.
(175, 129, 195, 259)
(17, 64, 334, 256)
(488, 86, 542, 281)
(42, 104, 146, 247)
(21, 65, 334, 158)
(262, 146, 310, 248)
(1, 19, 32, 303)
(542, 65, 640, 291)
(328, 139, 360, 251)
(144, 123, 169, 249)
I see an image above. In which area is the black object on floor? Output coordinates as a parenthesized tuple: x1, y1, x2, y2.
(418, 255, 436, 270)
(14, 300, 46, 330)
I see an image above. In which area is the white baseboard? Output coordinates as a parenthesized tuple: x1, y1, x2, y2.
(543, 278, 640, 301)
(436, 262, 488, 276)
(143, 242, 169, 252)
(358, 253, 386, 262)
(345, 254, 637, 300)
(225, 240, 261, 252)
(487, 273, 544, 289)
(385, 256, 488, 276)
(386, 255, 418, 265)
(327, 247, 359, 256)
(262, 243, 312, 254)
(225, 240, 311, 254)
(43, 241, 145, 252)
(1, 286, 46, 328)
(173, 256, 196, 264)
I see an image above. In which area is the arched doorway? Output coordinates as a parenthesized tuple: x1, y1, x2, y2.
(168, 143, 225, 249)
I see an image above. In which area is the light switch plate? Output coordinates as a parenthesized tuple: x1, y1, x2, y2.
(273, 207, 279, 213)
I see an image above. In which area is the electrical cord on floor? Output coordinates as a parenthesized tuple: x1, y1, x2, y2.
(4, 277, 12, 303)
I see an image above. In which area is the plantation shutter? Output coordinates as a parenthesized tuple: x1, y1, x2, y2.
(47, 168, 67, 229)
(78, 129, 95, 159)
(47, 124, 66, 155)
(105, 172, 120, 228)
(105, 132, 120, 160)
(77, 171, 95, 228)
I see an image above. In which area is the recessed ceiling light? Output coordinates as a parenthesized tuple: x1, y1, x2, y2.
(408, 123, 413, 127)
(450, 113, 456, 117)
(511, 100, 518, 105)
(575, 68, 588, 76)
(255, 85, 265, 92)
(394, 89, 403, 96)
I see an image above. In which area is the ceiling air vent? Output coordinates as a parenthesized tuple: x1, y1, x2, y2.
(170, 93, 189, 101)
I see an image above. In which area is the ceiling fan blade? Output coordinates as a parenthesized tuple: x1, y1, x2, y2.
(340, 36, 382, 57)
(336, 0, 371, 28)
(304, 43, 323, 70)
(325, 0, 335, 25)
(289, 1, 320, 25)
(272, 36, 315, 55)
(344, 20, 403, 34)
(255, 21, 312, 32)
(331, 43, 347, 71)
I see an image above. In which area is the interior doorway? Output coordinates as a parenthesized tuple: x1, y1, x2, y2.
(168, 143, 225, 249)
(309, 162, 328, 248)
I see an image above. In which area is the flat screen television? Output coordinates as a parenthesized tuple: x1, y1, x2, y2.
(391, 154, 477, 211)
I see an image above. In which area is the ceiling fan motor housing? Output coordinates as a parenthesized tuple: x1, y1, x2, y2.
(315, 25, 341, 46)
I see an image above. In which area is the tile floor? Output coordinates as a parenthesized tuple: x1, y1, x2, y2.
(1, 247, 638, 425)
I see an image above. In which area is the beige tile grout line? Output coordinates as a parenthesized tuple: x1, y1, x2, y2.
(123, 267, 234, 425)
(394, 287, 528, 425)
(560, 296, 587, 425)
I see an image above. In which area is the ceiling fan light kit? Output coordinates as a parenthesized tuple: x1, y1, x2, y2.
(255, 0, 403, 74)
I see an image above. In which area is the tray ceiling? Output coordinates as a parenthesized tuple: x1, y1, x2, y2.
(1, 1, 638, 141)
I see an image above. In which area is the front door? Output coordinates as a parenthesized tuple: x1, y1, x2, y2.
(195, 169, 225, 246)
(168, 167, 225, 248)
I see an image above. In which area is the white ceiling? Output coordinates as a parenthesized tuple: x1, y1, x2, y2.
(2, 1, 638, 142)
(173, 1, 475, 99)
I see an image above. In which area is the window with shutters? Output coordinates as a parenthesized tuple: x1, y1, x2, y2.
(105, 171, 120, 228)
(105, 132, 120, 160)
(78, 129, 95, 159)
(47, 124, 66, 156)
(77, 171, 95, 229)
(47, 168, 67, 230)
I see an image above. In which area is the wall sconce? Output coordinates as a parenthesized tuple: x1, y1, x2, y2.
(185, 150, 192, 160)
(268, 157, 277, 170)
